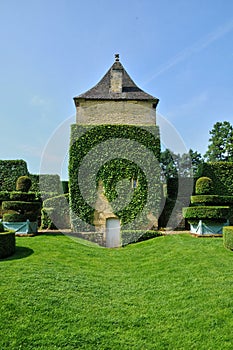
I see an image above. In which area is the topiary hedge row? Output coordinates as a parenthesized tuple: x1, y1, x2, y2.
(191, 195, 233, 205)
(29, 174, 62, 194)
(0, 231, 15, 259)
(183, 206, 230, 221)
(223, 226, 233, 250)
(2, 201, 41, 213)
(69, 124, 161, 232)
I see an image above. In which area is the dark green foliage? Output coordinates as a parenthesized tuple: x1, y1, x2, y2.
(0, 231, 15, 258)
(39, 174, 62, 194)
(16, 176, 32, 192)
(0, 191, 10, 201)
(195, 177, 213, 195)
(10, 191, 36, 202)
(69, 124, 161, 231)
(29, 174, 62, 194)
(191, 195, 233, 205)
(41, 208, 57, 230)
(61, 181, 69, 194)
(204, 121, 233, 162)
(2, 198, 41, 223)
(223, 226, 233, 250)
(183, 206, 230, 221)
(197, 162, 233, 196)
(121, 230, 162, 245)
(167, 177, 195, 199)
(41, 194, 70, 229)
(0, 222, 4, 232)
(0, 160, 28, 191)
(2, 201, 41, 213)
(160, 149, 178, 179)
(3, 213, 38, 222)
(160, 149, 203, 180)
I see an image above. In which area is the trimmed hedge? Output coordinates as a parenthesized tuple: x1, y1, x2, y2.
(191, 195, 233, 205)
(121, 230, 162, 246)
(16, 176, 32, 192)
(0, 191, 10, 201)
(183, 206, 230, 221)
(29, 174, 62, 194)
(69, 124, 161, 232)
(195, 177, 213, 195)
(2, 201, 41, 213)
(0, 160, 28, 192)
(0, 231, 15, 259)
(3, 213, 38, 222)
(197, 162, 233, 196)
(41, 194, 70, 229)
(10, 192, 36, 202)
(61, 181, 69, 194)
(223, 226, 233, 250)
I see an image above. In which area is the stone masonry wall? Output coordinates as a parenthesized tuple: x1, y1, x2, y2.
(76, 100, 156, 125)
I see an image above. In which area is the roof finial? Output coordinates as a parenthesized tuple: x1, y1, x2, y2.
(115, 53, 120, 62)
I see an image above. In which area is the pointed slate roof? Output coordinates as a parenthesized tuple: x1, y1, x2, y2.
(74, 55, 159, 104)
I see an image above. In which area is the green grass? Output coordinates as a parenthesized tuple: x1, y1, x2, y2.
(1, 233, 233, 349)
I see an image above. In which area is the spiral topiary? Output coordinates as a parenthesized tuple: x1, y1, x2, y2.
(16, 176, 32, 193)
(195, 177, 213, 195)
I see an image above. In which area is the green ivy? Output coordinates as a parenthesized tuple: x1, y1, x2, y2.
(69, 124, 161, 231)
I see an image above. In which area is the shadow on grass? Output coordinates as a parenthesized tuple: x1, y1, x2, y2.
(36, 231, 65, 237)
(0, 246, 34, 261)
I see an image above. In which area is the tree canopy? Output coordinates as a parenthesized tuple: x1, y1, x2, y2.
(204, 121, 233, 162)
(160, 149, 203, 180)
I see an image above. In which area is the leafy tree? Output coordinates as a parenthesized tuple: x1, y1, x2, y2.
(161, 149, 203, 180)
(204, 121, 233, 162)
(188, 149, 203, 175)
(160, 149, 178, 180)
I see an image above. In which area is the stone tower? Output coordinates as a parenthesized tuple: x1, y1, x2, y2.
(69, 55, 161, 246)
(73, 54, 159, 126)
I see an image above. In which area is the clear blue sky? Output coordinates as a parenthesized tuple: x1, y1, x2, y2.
(1, 0, 233, 179)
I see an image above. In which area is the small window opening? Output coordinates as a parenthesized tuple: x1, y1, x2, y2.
(132, 178, 138, 189)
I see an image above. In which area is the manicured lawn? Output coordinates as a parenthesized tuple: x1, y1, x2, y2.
(1, 233, 233, 349)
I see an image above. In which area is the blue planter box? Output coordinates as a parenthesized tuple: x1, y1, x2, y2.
(190, 220, 229, 235)
(1, 220, 38, 234)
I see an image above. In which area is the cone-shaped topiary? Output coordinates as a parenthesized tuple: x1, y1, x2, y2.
(195, 177, 213, 195)
(16, 176, 32, 193)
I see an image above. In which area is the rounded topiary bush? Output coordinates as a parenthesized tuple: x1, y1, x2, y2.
(0, 231, 15, 258)
(195, 177, 213, 195)
(223, 226, 233, 250)
(16, 176, 32, 192)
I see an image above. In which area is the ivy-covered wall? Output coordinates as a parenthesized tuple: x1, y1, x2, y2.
(69, 124, 161, 232)
(197, 162, 233, 196)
